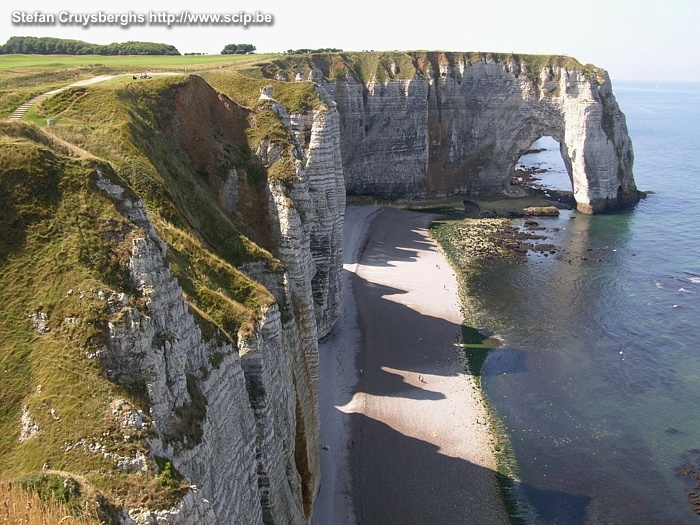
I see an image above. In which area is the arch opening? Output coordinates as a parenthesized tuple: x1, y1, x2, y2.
(513, 136, 573, 194)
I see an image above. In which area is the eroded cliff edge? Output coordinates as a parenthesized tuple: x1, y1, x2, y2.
(100, 79, 346, 524)
(0, 73, 344, 525)
(262, 52, 642, 214)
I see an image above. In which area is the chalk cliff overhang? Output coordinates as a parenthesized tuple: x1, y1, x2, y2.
(266, 52, 643, 214)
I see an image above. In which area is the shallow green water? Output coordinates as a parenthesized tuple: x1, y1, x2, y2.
(472, 82, 700, 524)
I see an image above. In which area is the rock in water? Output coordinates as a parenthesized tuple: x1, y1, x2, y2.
(524, 206, 561, 216)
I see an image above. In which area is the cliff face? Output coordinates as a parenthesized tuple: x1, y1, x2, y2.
(92, 79, 344, 524)
(84, 54, 633, 523)
(312, 53, 640, 214)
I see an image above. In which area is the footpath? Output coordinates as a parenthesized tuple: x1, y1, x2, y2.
(7, 73, 181, 121)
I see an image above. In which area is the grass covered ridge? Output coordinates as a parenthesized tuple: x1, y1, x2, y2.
(10, 66, 324, 348)
(251, 51, 600, 85)
(200, 69, 325, 113)
(200, 69, 331, 183)
(0, 122, 193, 518)
(24, 72, 287, 340)
(0, 68, 304, 516)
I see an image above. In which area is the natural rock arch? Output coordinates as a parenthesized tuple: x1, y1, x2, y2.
(318, 55, 642, 214)
(491, 67, 638, 214)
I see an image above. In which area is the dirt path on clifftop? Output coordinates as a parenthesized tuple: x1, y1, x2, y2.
(314, 206, 508, 525)
(7, 73, 182, 121)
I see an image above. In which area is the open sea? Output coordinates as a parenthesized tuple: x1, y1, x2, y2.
(471, 82, 700, 524)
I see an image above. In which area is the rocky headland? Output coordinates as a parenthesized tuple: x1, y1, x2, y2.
(263, 51, 643, 214)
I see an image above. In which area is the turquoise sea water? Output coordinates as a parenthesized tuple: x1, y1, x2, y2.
(474, 82, 700, 524)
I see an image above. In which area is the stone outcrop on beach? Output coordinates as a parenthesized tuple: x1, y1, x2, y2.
(276, 52, 641, 214)
(524, 206, 560, 216)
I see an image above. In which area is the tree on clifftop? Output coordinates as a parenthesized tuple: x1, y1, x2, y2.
(221, 43, 256, 54)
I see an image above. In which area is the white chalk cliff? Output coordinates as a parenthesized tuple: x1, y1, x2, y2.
(95, 80, 344, 524)
(308, 52, 641, 213)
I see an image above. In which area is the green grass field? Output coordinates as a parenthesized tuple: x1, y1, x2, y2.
(0, 52, 280, 72)
(0, 52, 281, 119)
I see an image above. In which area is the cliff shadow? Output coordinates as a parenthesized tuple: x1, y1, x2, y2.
(342, 206, 531, 402)
(349, 269, 490, 398)
(348, 271, 455, 400)
(344, 207, 438, 268)
(348, 412, 592, 525)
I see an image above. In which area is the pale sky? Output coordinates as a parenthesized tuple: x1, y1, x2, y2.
(2, 0, 699, 82)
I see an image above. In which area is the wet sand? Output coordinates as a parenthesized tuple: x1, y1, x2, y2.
(314, 205, 508, 525)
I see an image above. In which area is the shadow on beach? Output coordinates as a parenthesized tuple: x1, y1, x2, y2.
(335, 206, 592, 524)
(348, 411, 592, 525)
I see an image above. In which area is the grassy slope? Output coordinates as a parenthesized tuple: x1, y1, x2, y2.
(0, 68, 300, 518)
(199, 69, 325, 112)
(0, 122, 188, 518)
(1, 478, 96, 524)
(34, 75, 280, 333)
(197, 69, 327, 184)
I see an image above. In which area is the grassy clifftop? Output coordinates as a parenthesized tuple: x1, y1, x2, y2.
(24, 74, 284, 334)
(253, 51, 601, 84)
(0, 50, 601, 118)
(0, 122, 185, 519)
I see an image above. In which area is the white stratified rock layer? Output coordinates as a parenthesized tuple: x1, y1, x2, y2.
(325, 60, 637, 213)
(96, 85, 345, 524)
(84, 60, 634, 523)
